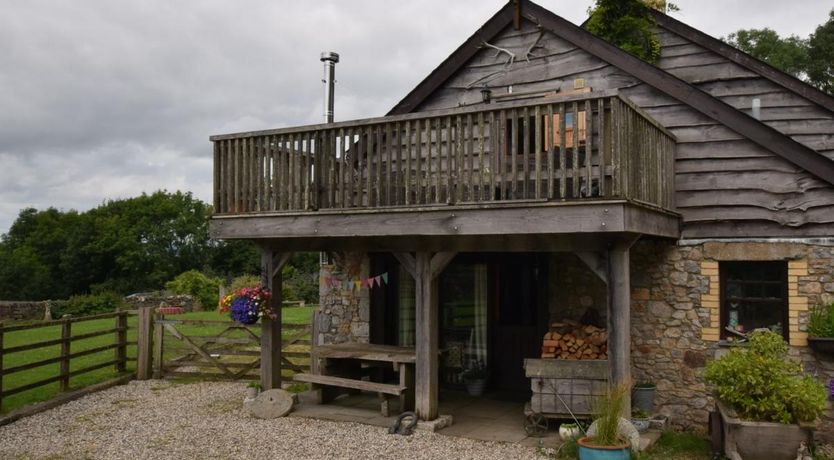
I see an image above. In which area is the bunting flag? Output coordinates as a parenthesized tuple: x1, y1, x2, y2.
(322, 272, 389, 291)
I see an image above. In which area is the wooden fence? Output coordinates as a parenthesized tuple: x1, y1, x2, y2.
(212, 89, 676, 215)
(0, 311, 133, 412)
(136, 310, 310, 381)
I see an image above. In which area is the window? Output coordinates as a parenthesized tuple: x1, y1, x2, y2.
(720, 261, 788, 340)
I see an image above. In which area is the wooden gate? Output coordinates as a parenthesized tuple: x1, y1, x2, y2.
(151, 315, 310, 380)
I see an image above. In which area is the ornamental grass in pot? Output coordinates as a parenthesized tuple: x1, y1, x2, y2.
(705, 330, 826, 460)
(577, 384, 632, 460)
(807, 299, 834, 354)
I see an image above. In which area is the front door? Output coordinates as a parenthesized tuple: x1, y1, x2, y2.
(491, 254, 547, 392)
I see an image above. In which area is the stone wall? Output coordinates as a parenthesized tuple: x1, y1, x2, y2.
(122, 293, 197, 312)
(316, 252, 370, 346)
(548, 253, 607, 326)
(0, 301, 50, 321)
(630, 239, 834, 433)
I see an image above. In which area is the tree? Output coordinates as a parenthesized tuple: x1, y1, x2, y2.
(587, 0, 662, 63)
(725, 29, 809, 78)
(0, 191, 261, 300)
(724, 9, 834, 94)
(807, 10, 834, 94)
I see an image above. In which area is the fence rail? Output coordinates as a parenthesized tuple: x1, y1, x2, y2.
(147, 314, 311, 381)
(212, 90, 676, 215)
(0, 311, 134, 412)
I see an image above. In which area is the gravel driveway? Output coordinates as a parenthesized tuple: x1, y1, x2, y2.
(0, 380, 542, 459)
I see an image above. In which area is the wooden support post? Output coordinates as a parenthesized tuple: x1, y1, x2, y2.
(115, 311, 128, 372)
(411, 251, 457, 421)
(152, 313, 164, 379)
(607, 239, 635, 416)
(136, 307, 153, 380)
(261, 250, 292, 390)
(59, 318, 71, 392)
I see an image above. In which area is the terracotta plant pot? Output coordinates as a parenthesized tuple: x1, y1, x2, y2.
(577, 437, 631, 460)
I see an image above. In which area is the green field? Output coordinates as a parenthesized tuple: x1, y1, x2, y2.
(1, 307, 314, 415)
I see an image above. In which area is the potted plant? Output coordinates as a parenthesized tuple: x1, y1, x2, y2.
(558, 422, 582, 441)
(807, 299, 834, 354)
(632, 381, 656, 414)
(631, 408, 650, 433)
(577, 384, 632, 460)
(245, 381, 262, 402)
(460, 360, 488, 396)
(218, 285, 274, 325)
(705, 330, 827, 460)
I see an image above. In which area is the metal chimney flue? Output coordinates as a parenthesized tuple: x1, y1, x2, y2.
(321, 51, 339, 123)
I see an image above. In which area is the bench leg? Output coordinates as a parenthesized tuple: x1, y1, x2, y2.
(378, 393, 390, 417)
(399, 363, 415, 411)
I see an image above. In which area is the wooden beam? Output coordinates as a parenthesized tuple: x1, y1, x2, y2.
(392, 252, 417, 279)
(576, 251, 608, 284)
(260, 249, 291, 390)
(430, 252, 457, 280)
(210, 201, 681, 241)
(136, 307, 153, 380)
(607, 238, 637, 416)
(414, 252, 439, 420)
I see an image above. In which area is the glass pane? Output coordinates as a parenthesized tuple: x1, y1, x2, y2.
(439, 263, 488, 385)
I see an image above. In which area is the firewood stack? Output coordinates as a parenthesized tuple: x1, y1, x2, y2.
(541, 321, 608, 360)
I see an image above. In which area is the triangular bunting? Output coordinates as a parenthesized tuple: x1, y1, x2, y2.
(382, 272, 389, 284)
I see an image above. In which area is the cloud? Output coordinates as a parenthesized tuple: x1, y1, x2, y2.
(0, 0, 829, 233)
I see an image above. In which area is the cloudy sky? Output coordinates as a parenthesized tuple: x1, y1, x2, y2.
(1, 0, 830, 234)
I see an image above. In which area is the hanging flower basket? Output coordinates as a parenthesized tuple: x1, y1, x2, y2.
(219, 285, 274, 325)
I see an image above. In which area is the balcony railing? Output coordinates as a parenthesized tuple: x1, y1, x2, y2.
(211, 89, 675, 216)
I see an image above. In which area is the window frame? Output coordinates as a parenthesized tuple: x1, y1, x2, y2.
(719, 260, 789, 341)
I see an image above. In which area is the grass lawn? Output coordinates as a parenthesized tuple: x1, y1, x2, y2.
(1, 306, 315, 415)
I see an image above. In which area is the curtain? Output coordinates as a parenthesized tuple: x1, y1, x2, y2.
(397, 265, 415, 346)
(468, 264, 488, 366)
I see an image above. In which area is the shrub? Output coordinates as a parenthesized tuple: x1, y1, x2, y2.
(230, 274, 261, 292)
(808, 300, 834, 337)
(165, 270, 222, 310)
(590, 383, 630, 446)
(705, 330, 826, 423)
(51, 292, 124, 318)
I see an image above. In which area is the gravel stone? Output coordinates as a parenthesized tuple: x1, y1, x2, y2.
(0, 380, 540, 460)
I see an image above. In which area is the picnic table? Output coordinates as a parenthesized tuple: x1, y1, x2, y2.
(293, 343, 415, 416)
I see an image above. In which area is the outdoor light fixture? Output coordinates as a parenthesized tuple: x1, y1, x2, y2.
(481, 85, 492, 104)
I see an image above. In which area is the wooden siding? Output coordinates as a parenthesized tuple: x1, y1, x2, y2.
(415, 19, 834, 238)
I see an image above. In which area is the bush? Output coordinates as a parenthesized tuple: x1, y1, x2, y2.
(51, 292, 125, 318)
(705, 330, 826, 423)
(165, 270, 222, 310)
(230, 274, 261, 291)
(808, 300, 834, 337)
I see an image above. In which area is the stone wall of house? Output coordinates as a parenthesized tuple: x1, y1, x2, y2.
(548, 253, 608, 326)
(316, 252, 370, 345)
(0, 301, 50, 321)
(630, 239, 834, 434)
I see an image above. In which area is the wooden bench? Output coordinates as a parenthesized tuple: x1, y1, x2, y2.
(293, 373, 406, 416)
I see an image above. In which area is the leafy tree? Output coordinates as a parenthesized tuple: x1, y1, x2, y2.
(807, 9, 834, 94)
(724, 9, 834, 94)
(0, 191, 261, 300)
(725, 29, 809, 78)
(587, 0, 662, 63)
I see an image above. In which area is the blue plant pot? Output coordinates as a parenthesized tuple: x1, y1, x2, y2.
(577, 437, 631, 460)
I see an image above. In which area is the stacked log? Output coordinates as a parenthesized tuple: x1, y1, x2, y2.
(540, 322, 607, 360)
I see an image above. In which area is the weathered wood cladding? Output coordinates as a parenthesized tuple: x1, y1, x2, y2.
(212, 92, 675, 215)
(407, 17, 834, 237)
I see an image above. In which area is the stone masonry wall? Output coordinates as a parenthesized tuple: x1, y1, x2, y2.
(630, 239, 834, 433)
(0, 301, 50, 321)
(316, 252, 370, 346)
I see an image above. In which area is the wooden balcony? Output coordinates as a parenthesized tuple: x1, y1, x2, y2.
(210, 89, 680, 248)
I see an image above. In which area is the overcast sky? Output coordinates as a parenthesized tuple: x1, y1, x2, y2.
(1, 0, 830, 234)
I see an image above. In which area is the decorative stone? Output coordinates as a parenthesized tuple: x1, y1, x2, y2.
(246, 389, 294, 419)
